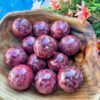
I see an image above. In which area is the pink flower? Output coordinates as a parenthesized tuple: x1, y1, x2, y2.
(50, 0, 61, 10)
(50, 0, 72, 10)
(75, 1, 91, 23)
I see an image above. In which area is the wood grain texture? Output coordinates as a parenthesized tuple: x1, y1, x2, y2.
(0, 9, 100, 100)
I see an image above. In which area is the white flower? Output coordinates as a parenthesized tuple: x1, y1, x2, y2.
(31, 0, 42, 10)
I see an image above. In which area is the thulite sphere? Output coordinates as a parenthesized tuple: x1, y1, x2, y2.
(33, 35, 57, 58)
(12, 18, 32, 38)
(27, 54, 46, 72)
(48, 52, 69, 72)
(51, 21, 70, 39)
(8, 64, 34, 91)
(35, 69, 57, 94)
(58, 66, 83, 93)
(21, 36, 36, 54)
(5, 47, 27, 68)
(59, 35, 81, 56)
(33, 21, 50, 37)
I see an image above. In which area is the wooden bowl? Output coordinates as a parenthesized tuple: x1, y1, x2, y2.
(0, 9, 100, 100)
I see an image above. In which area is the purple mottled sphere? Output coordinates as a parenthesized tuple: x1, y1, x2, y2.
(51, 21, 70, 39)
(21, 36, 36, 54)
(48, 52, 69, 72)
(5, 47, 27, 68)
(8, 64, 34, 91)
(35, 69, 57, 95)
(58, 66, 83, 93)
(33, 21, 50, 37)
(33, 35, 57, 58)
(27, 54, 46, 72)
(59, 35, 81, 56)
(12, 18, 32, 38)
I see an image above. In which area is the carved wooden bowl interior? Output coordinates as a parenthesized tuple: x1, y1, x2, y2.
(0, 9, 100, 100)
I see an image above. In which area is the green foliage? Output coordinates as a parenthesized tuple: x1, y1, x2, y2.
(92, 22, 100, 39)
(53, 2, 70, 14)
(53, 0, 81, 14)
(71, 0, 81, 6)
(86, 0, 100, 38)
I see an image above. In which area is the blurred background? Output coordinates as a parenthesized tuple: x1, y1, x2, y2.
(0, 0, 45, 19)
